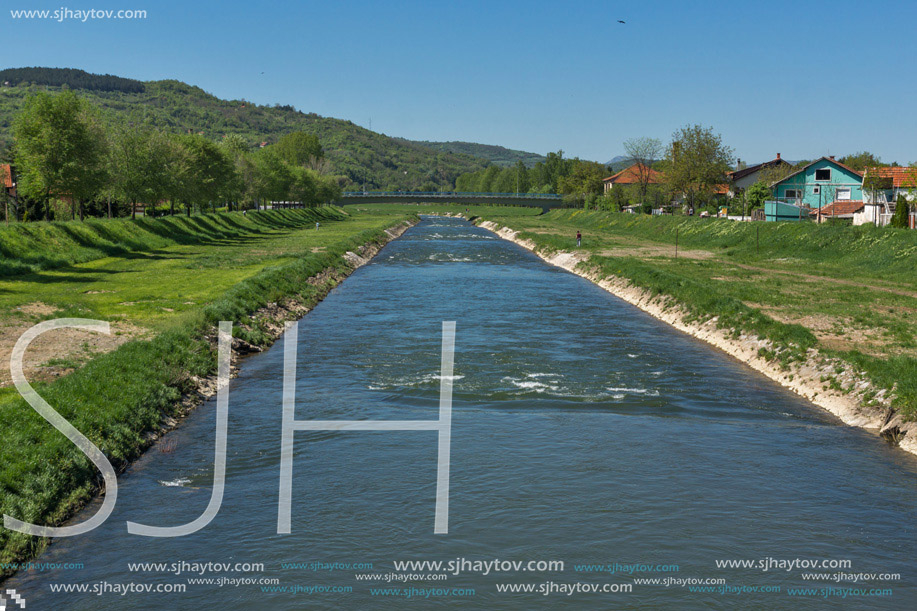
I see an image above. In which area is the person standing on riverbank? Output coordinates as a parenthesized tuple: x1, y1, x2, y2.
(576, 231, 581, 247)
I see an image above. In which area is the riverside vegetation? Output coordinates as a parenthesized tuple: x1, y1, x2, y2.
(0, 206, 415, 570)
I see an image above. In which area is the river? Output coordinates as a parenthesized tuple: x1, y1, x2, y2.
(9, 215, 917, 609)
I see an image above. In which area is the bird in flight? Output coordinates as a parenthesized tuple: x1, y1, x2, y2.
(618, 20, 626, 24)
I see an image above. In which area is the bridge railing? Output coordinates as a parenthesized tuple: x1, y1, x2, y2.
(341, 191, 563, 200)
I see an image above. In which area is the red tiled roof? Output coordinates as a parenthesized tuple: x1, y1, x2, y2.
(1, 164, 12, 189)
(713, 183, 730, 195)
(811, 200, 865, 217)
(603, 163, 663, 185)
(864, 166, 917, 188)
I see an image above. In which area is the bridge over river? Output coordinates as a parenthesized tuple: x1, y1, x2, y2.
(337, 191, 569, 212)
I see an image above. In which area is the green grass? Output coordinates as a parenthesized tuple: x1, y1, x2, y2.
(0, 208, 405, 331)
(0, 208, 351, 277)
(480, 209, 917, 418)
(504, 209, 917, 281)
(0, 206, 415, 568)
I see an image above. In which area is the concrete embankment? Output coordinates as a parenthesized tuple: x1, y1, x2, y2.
(475, 218, 917, 457)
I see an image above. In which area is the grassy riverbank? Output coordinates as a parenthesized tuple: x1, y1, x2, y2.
(471, 208, 917, 422)
(0, 207, 415, 568)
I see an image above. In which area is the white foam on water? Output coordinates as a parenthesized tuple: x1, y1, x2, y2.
(427, 254, 476, 262)
(380, 373, 465, 388)
(502, 376, 561, 393)
(606, 387, 660, 397)
(159, 478, 192, 487)
(512, 380, 560, 393)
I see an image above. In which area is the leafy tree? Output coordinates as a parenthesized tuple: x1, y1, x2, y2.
(623, 137, 663, 202)
(274, 131, 323, 167)
(231, 153, 258, 209)
(542, 151, 568, 193)
(107, 126, 170, 219)
(558, 160, 605, 201)
(315, 174, 343, 205)
(664, 125, 734, 212)
(221, 133, 250, 156)
(745, 181, 771, 212)
(512, 160, 530, 194)
(252, 149, 294, 208)
(290, 166, 317, 205)
(839, 151, 885, 172)
(13, 90, 107, 220)
(172, 133, 238, 215)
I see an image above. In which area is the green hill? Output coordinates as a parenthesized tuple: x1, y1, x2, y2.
(0, 67, 487, 190)
(407, 140, 546, 168)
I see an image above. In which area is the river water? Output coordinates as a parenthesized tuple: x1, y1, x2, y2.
(9, 216, 917, 609)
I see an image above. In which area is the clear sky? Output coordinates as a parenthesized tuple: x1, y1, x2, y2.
(3, 0, 915, 164)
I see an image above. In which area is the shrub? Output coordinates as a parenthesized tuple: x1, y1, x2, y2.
(890, 195, 911, 228)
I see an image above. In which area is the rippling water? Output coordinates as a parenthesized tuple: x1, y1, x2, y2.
(11, 216, 917, 609)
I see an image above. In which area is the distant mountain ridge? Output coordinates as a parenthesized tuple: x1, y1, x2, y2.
(406, 140, 546, 168)
(605, 155, 638, 172)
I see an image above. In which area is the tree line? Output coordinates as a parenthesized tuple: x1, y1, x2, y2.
(0, 67, 145, 93)
(454, 126, 736, 211)
(455, 151, 607, 200)
(2, 90, 344, 222)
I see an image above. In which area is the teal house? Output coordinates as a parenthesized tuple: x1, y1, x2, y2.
(771, 156, 864, 209)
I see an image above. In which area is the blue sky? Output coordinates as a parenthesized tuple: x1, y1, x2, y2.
(3, 0, 915, 164)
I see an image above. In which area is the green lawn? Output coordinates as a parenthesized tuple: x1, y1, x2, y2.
(0, 207, 405, 330)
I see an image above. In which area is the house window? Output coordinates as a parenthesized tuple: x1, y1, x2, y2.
(813, 186, 821, 195)
(815, 168, 831, 181)
(836, 187, 852, 201)
(785, 189, 801, 200)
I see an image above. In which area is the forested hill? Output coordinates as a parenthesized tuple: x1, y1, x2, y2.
(405, 140, 546, 168)
(0, 68, 488, 190)
(0, 67, 145, 93)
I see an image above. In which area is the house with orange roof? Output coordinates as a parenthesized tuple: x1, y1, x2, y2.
(602, 163, 663, 194)
(862, 166, 917, 203)
(856, 166, 917, 226)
